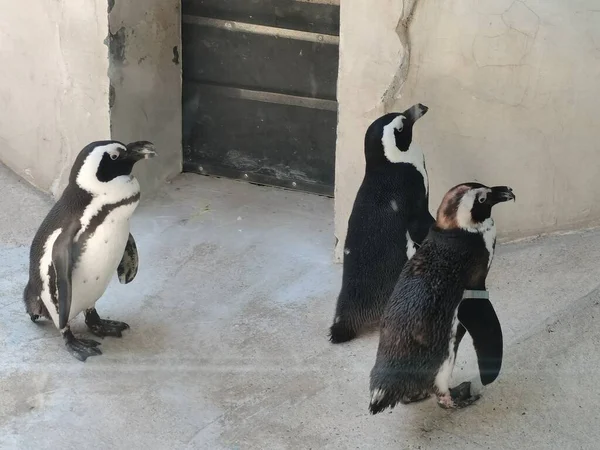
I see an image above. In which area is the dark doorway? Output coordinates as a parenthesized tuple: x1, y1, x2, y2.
(181, 0, 340, 196)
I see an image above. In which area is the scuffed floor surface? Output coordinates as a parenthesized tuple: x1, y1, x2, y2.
(2, 167, 600, 449)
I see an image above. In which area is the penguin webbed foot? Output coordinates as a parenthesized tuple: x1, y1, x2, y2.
(85, 308, 130, 338)
(63, 328, 102, 362)
(437, 382, 481, 409)
(87, 319, 130, 338)
(401, 391, 431, 405)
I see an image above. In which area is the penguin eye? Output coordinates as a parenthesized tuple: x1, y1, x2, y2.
(478, 195, 486, 204)
(110, 153, 118, 161)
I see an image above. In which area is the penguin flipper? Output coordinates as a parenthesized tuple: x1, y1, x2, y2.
(117, 233, 139, 284)
(407, 211, 435, 246)
(457, 297, 503, 385)
(52, 229, 75, 331)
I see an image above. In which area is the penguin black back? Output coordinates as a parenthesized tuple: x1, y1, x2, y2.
(329, 103, 433, 343)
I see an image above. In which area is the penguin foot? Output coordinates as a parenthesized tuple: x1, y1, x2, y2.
(436, 382, 481, 409)
(85, 308, 130, 338)
(400, 391, 431, 405)
(450, 381, 481, 408)
(436, 394, 455, 409)
(29, 314, 40, 323)
(63, 329, 102, 362)
(87, 319, 130, 338)
(329, 321, 356, 344)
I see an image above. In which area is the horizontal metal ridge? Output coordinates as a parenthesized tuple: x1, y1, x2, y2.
(295, 0, 340, 4)
(188, 83, 338, 111)
(182, 15, 340, 45)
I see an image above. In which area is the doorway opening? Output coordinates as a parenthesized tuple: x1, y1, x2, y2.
(181, 0, 340, 196)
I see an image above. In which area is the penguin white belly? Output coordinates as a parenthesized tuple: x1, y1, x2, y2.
(69, 203, 138, 321)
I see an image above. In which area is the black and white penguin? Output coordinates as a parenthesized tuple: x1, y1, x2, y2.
(369, 182, 515, 412)
(329, 103, 433, 344)
(23, 140, 156, 361)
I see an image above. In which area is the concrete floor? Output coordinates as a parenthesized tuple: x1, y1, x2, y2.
(1, 163, 600, 449)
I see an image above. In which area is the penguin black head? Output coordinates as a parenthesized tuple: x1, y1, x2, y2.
(69, 140, 157, 195)
(363, 103, 429, 168)
(436, 183, 515, 231)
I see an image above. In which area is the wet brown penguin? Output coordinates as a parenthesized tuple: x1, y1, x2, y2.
(369, 182, 515, 412)
(329, 103, 433, 343)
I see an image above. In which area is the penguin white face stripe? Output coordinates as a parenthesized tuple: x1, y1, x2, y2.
(456, 188, 497, 268)
(381, 117, 428, 195)
(455, 188, 491, 231)
(446, 186, 498, 268)
(381, 116, 405, 163)
(39, 228, 62, 327)
(76, 143, 127, 194)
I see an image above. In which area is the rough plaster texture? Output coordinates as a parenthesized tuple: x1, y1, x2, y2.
(2, 168, 600, 448)
(108, 0, 183, 195)
(0, 0, 110, 197)
(0, 0, 182, 199)
(334, 0, 600, 260)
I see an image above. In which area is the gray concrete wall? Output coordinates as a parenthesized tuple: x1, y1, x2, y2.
(0, 0, 111, 197)
(334, 0, 600, 260)
(0, 0, 182, 199)
(108, 0, 182, 195)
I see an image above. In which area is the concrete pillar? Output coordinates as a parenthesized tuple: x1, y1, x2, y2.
(0, 0, 110, 197)
(108, 0, 182, 196)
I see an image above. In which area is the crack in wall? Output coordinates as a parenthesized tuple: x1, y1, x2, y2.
(381, 0, 420, 111)
(104, 23, 126, 134)
(105, 26, 127, 66)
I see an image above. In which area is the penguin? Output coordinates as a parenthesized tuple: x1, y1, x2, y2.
(368, 182, 515, 412)
(23, 140, 157, 361)
(329, 103, 433, 344)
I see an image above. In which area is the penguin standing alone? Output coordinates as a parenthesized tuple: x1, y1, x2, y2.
(369, 182, 515, 412)
(329, 103, 434, 343)
(23, 140, 156, 361)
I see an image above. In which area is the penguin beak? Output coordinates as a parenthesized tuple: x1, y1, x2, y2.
(125, 141, 157, 161)
(403, 103, 429, 123)
(489, 186, 516, 205)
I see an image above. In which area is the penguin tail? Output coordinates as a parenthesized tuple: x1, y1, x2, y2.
(23, 282, 50, 321)
(369, 387, 398, 414)
(329, 320, 357, 344)
(369, 361, 430, 414)
(369, 364, 402, 414)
